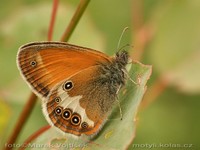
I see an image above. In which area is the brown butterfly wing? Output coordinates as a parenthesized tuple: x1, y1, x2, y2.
(45, 65, 116, 136)
(17, 41, 111, 99)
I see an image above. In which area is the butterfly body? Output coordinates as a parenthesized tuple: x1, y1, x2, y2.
(17, 41, 130, 137)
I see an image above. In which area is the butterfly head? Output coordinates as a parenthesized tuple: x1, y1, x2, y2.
(115, 50, 129, 69)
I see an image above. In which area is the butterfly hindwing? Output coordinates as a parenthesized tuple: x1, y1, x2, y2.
(44, 65, 117, 136)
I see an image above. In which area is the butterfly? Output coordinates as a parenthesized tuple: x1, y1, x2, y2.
(17, 41, 133, 137)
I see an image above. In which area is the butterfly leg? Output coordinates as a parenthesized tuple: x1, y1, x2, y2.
(122, 69, 140, 85)
(116, 98, 123, 120)
(116, 85, 123, 120)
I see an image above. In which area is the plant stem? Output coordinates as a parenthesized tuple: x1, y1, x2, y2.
(4, 1, 60, 150)
(131, 0, 154, 61)
(132, 0, 144, 31)
(140, 77, 168, 110)
(19, 125, 51, 150)
(4, 93, 37, 150)
(61, 0, 91, 42)
(48, 0, 59, 41)
(131, 0, 163, 108)
(131, 1, 166, 109)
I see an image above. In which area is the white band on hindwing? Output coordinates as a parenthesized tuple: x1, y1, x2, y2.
(57, 86, 94, 127)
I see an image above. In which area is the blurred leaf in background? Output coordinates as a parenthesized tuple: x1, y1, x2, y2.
(132, 0, 200, 150)
(149, 0, 200, 93)
(0, 0, 200, 150)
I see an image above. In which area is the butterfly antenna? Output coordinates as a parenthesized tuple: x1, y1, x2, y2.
(117, 27, 130, 51)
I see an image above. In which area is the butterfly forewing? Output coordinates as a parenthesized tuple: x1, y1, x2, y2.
(17, 42, 111, 99)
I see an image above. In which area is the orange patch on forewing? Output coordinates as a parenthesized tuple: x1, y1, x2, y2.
(38, 48, 108, 87)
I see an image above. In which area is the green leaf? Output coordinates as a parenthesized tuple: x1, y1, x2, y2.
(30, 62, 152, 150)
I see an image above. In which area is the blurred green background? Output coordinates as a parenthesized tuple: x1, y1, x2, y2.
(0, 0, 200, 149)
